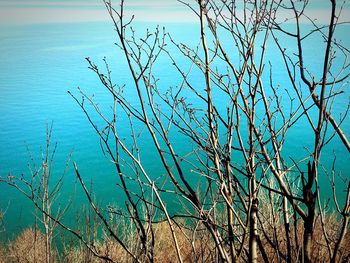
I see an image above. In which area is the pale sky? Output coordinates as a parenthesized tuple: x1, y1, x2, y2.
(0, 0, 349, 25)
(0, 0, 194, 24)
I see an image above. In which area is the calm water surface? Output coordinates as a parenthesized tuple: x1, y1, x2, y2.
(0, 21, 349, 240)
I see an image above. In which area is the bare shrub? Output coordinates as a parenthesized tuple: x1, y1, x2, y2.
(1, 0, 349, 262)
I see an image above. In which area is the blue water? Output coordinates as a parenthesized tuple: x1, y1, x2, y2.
(0, 21, 349, 241)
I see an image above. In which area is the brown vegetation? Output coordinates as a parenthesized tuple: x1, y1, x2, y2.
(2, 228, 57, 263)
(0, 215, 349, 263)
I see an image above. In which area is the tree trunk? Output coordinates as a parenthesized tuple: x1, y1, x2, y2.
(283, 197, 292, 263)
(303, 219, 313, 263)
(302, 162, 316, 263)
(249, 198, 259, 263)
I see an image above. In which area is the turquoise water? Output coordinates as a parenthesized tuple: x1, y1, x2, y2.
(0, 21, 349, 241)
(0, 21, 200, 239)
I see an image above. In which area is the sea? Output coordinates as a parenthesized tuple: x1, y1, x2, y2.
(0, 20, 349, 242)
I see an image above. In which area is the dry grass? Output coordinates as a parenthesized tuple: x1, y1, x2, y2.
(62, 221, 215, 263)
(152, 222, 214, 262)
(259, 211, 350, 262)
(1, 215, 349, 262)
(0, 245, 7, 263)
(2, 228, 57, 263)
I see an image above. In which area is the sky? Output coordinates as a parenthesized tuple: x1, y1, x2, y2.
(0, 0, 193, 24)
(0, 0, 349, 25)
